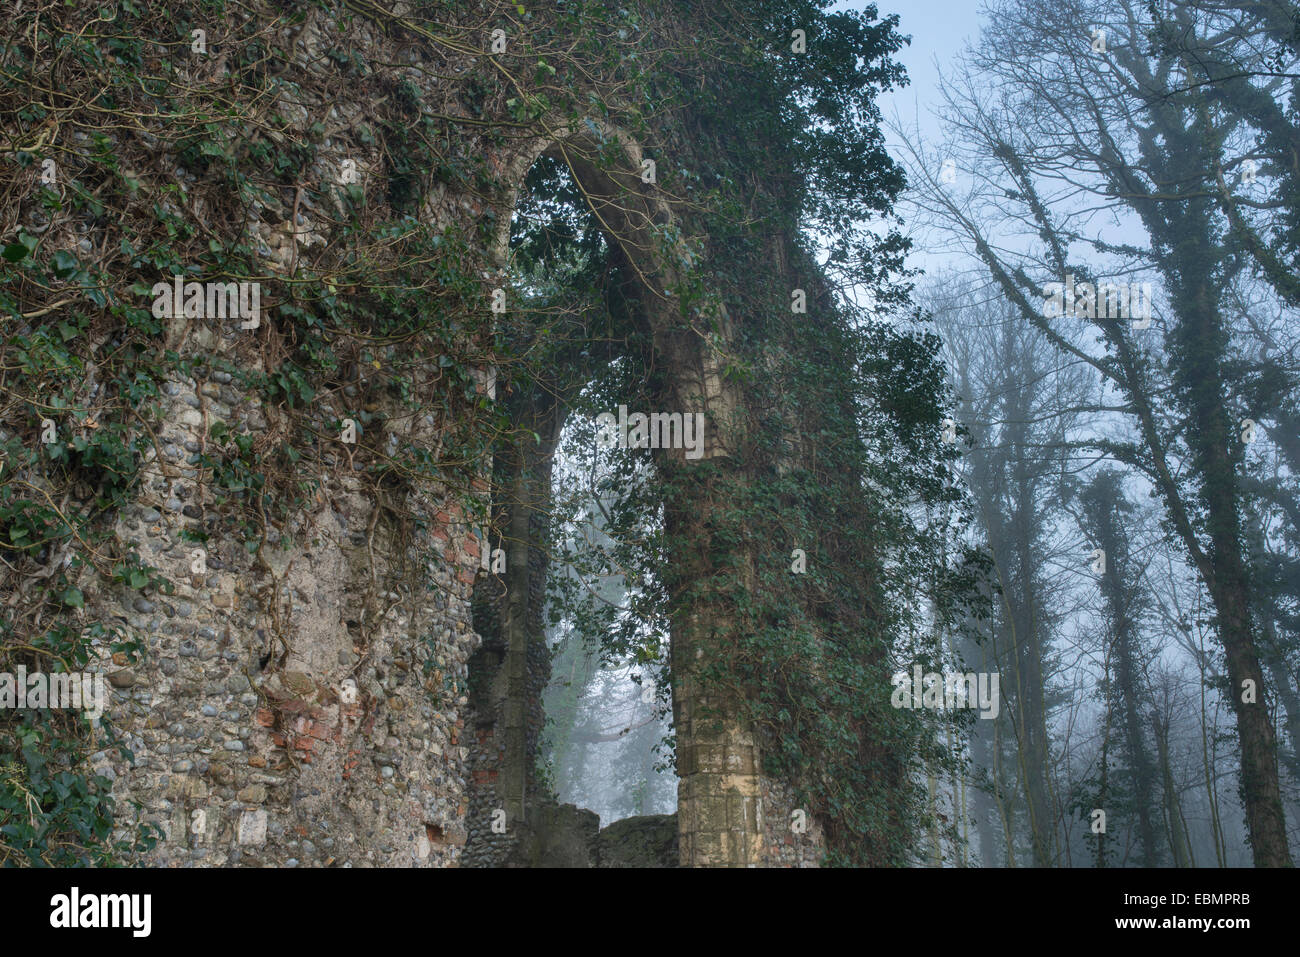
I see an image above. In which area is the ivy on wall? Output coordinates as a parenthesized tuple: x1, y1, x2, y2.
(1, 0, 975, 866)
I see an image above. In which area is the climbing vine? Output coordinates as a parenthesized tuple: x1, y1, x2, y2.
(1, 0, 973, 865)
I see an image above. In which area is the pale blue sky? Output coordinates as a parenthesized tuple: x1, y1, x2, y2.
(873, 0, 987, 123)
(846, 0, 991, 276)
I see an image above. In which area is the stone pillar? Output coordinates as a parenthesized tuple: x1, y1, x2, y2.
(674, 681, 764, 866)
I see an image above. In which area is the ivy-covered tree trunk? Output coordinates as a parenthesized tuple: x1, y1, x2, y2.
(1160, 208, 1292, 867)
(1079, 471, 1161, 866)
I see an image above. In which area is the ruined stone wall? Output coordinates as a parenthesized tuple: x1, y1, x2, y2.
(76, 5, 602, 868)
(461, 415, 561, 867)
(99, 327, 488, 866)
(5, 1, 835, 868)
(78, 5, 506, 868)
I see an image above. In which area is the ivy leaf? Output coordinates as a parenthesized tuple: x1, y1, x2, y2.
(51, 250, 80, 278)
(60, 587, 84, 608)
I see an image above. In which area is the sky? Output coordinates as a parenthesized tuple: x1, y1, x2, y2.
(872, 0, 988, 129)
(836, 0, 993, 277)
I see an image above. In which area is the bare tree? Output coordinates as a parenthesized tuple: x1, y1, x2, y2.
(898, 0, 1295, 865)
(929, 276, 1100, 864)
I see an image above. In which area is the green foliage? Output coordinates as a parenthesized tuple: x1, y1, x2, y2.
(0, 0, 966, 867)
(525, 1, 971, 864)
